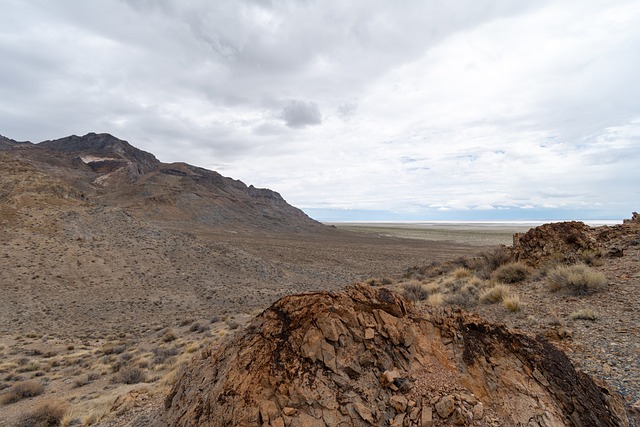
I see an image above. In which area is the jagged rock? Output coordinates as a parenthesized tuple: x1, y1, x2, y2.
(512, 221, 602, 266)
(435, 395, 455, 418)
(162, 284, 628, 426)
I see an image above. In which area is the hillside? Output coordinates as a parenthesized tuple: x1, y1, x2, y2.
(0, 132, 481, 427)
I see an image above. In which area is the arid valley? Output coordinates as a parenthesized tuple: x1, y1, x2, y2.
(1, 134, 638, 426)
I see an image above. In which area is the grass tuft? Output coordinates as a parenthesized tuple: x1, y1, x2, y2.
(503, 294, 522, 312)
(401, 281, 429, 302)
(0, 380, 45, 404)
(569, 308, 598, 321)
(547, 264, 606, 295)
(479, 284, 510, 304)
(16, 399, 69, 427)
(491, 262, 530, 284)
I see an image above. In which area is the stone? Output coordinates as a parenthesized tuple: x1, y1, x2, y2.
(390, 413, 405, 427)
(451, 408, 466, 425)
(271, 417, 285, 427)
(364, 327, 375, 340)
(352, 402, 375, 424)
(420, 406, 433, 427)
(460, 393, 478, 405)
(435, 395, 455, 418)
(390, 395, 408, 413)
(259, 401, 279, 423)
(283, 407, 297, 416)
(472, 403, 484, 420)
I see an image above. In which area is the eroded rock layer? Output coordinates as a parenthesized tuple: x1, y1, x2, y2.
(163, 284, 627, 426)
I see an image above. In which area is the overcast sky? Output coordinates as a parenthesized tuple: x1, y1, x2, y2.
(2, 1, 639, 221)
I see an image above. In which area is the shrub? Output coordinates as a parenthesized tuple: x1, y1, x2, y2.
(401, 282, 429, 302)
(444, 291, 477, 309)
(503, 294, 522, 312)
(426, 293, 444, 307)
(452, 267, 472, 279)
(570, 308, 597, 321)
(476, 246, 511, 278)
(1, 380, 45, 404)
(162, 329, 177, 343)
(479, 285, 510, 304)
(114, 366, 146, 384)
(491, 262, 530, 284)
(547, 264, 606, 295)
(17, 399, 69, 427)
(189, 323, 209, 333)
(152, 347, 179, 364)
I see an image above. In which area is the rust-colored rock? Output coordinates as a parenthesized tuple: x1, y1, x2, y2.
(162, 284, 627, 426)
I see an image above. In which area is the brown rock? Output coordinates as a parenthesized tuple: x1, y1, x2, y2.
(283, 407, 297, 416)
(435, 395, 455, 418)
(389, 395, 408, 413)
(472, 402, 484, 420)
(364, 327, 375, 340)
(162, 284, 629, 427)
(420, 406, 433, 427)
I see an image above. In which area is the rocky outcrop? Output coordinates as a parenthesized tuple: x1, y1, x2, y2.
(163, 284, 627, 426)
(512, 221, 603, 266)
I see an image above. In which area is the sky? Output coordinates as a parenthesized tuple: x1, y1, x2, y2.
(1, 1, 639, 221)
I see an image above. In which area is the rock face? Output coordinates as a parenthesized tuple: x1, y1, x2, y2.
(512, 221, 602, 266)
(163, 284, 627, 426)
(512, 216, 640, 266)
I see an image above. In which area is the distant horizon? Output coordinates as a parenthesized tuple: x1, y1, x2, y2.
(303, 207, 632, 224)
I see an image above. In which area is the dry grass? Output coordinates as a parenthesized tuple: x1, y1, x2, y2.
(503, 294, 523, 312)
(479, 284, 510, 304)
(114, 366, 146, 384)
(491, 262, 530, 284)
(16, 399, 69, 427)
(0, 380, 45, 404)
(426, 292, 444, 307)
(401, 281, 430, 302)
(547, 264, 607, 295)
(570, 308, 598, 321)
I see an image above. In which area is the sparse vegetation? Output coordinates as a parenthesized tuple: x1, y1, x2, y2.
(426, 292, 444, 307)
(491, 262, 530, 284)
(503, 294, 522, 312)
(401, 281, 429, 302)
(16, 399, 69, 427)
(114, 366, 146, 384)
(570, 308, 598, 321)
(479, 284, 510, 304)
(1, 380, 45, 404)
(547, 264, 606, 295)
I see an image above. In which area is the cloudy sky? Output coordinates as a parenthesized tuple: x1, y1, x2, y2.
(2, 1, 639, 221)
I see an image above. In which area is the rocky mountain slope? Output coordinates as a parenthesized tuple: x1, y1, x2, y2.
(0, 132, 319, 232)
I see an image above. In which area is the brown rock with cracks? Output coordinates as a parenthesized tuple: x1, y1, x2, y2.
(162, 284, 629, 426)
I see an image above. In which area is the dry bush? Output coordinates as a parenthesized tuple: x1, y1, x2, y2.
(189, 323, 209, 333)
(475, 246, 512, 278)
(426, 293, 444, 307)
(152, 347, 179, 365)
(227, 320, 241, 330)
(114, 366, 146, 384)
(452, 267, 472, 279)
(580, 249, 604, 267)
(491, 262, 530, 284)
(503, 294, 522, 312)
(570, 308, 598, 321)
(1, 380, 45, 404)
(16, 399, 69, 427)
(444, 290, 477, 309)
(161, 329, 177, 343)
(401, 281, 429, 302)
(547, 264, 607, 295)
(479, 284, 510, 304)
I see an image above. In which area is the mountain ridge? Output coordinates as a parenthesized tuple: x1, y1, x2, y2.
(0, 131, 321, 233)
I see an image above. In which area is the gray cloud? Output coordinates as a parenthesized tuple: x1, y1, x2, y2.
(280, 100, 322, 129)
(1, 0, 639, 220)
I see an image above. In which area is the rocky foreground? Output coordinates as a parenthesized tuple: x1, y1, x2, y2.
(161, 284, 627, 426)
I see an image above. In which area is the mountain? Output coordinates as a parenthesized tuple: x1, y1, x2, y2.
(0, 132, 321, 232)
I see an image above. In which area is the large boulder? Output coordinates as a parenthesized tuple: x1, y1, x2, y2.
(162, 284, 627, 426)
